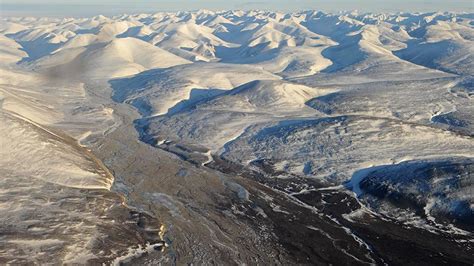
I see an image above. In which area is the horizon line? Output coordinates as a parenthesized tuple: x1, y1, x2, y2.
(2, 6, 473, 19)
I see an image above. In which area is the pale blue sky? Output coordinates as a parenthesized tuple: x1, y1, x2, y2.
(1, 0, 473, 17)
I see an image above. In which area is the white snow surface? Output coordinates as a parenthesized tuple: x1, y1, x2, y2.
(0, 9, 473, 262)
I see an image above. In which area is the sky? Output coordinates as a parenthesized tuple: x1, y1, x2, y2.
(1, 0, 473, 17)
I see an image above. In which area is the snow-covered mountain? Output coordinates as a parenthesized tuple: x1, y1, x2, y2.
(0, 10, 473, 265)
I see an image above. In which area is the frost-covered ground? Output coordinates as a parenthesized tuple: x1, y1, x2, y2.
(0, 10, 473, 264)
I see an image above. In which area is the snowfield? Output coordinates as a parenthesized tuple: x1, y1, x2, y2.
(0, 9, 473, 264)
